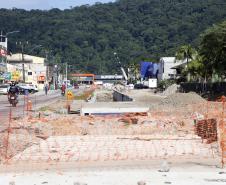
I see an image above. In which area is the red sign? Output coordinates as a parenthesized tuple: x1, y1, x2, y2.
(38, 75, 45, 81)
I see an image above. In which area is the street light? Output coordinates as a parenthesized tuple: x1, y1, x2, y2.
(54, 64, 59, 90)
(6, 30, 20, 37)
(0, 30, 20, 49)
(0, 30, 20, 73)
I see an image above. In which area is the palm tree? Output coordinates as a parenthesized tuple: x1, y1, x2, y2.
(175, 45, 196, 81)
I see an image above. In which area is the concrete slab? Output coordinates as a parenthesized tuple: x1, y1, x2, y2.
(79, 102, 149, 115)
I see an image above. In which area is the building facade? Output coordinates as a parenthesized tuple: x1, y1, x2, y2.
(158, 57, 186, 81)
(7, 53, 47, 90)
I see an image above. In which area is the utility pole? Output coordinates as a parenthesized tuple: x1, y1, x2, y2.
(66, 62, 68, 89)
(16, 41, 28, 83)
(45, 51, 49, 83)
(21, 44, 25, 82)
(16, 41, 41, 83)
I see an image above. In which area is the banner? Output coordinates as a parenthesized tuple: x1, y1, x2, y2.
(140, 61, 159, 79)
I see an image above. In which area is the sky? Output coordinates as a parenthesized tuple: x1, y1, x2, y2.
(0, 0, 115, 10)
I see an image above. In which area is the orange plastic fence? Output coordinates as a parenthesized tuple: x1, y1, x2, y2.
(0, 99, 226, 170)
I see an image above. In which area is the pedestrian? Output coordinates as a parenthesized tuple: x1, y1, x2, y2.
(44, 83, 48, 95)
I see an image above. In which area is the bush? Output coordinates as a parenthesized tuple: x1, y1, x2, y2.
(158, 79, 176, 91)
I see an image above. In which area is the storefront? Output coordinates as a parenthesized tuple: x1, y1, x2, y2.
(69, 74, 94, 84)
(37, 75, 46, 90)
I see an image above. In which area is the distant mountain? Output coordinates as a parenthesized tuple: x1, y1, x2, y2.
(0, 0, 226, 73)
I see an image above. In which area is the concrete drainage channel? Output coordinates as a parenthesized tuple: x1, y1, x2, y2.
(68, 89, 148, 116)
(112, 90, 133, 102)
(79, 90, 150, 116)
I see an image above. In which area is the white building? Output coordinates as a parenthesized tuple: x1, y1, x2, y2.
(158, 57, 186, 81)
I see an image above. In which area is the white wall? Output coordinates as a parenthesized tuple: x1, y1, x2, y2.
(158, 57, 185, 81)
(158, 57, 176, 81)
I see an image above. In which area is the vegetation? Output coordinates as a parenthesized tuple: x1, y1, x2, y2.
(1, 0, 226, 74)
(177, 20, 226, 82)
(157, 79, 176, 91)
(175, 45, 197, 81)
(199, 21, 226, 81)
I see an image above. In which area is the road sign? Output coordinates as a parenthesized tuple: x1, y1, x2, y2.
(66, 90, 74, 100)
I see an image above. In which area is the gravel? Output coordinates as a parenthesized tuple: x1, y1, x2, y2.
(160, 92, 206, 107)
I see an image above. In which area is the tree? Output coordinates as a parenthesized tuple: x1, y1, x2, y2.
(175, 45, 196, 81)
(1, 0, 226, 74)
(199, 21, 226, 81)
(187, 54, 205, 81)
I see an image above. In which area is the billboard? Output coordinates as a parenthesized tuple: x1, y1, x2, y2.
(140, 61, 159, 79)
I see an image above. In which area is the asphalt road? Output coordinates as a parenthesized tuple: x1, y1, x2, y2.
(0, 90, 62, 130)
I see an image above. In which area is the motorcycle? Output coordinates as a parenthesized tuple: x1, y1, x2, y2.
(61, 90, 65, 96)
(8, 93, 18, 107)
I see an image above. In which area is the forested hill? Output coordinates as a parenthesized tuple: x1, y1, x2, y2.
(1, 0, 226, 74)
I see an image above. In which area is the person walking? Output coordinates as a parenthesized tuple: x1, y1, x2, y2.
(44, 83, 48, 95)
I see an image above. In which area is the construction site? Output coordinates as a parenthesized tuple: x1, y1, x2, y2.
(0, 84, 226, 185)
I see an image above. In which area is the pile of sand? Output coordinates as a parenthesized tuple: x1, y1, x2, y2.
(162, 84, 179, 96)
(160, 92, 206, 107)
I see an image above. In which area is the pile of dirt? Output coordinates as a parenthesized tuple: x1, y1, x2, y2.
(160, 92, 206, 107)
(96, 90, 113, 102)
(162, 84, 179, 96)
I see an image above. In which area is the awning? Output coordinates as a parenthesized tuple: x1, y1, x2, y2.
(171, 62, 187, 69)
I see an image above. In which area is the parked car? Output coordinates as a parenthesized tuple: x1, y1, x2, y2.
(17, 83, 38, 94)
(0, 84, 10, 95)
(28, 84, 38, 93)
(134, 83, 149, 89)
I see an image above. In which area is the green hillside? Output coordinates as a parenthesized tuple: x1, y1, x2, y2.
(0, 0, 226, 74)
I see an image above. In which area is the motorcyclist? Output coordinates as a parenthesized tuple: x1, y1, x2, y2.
(61, 83, 66, 96)
(8, 82, 19, 100)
